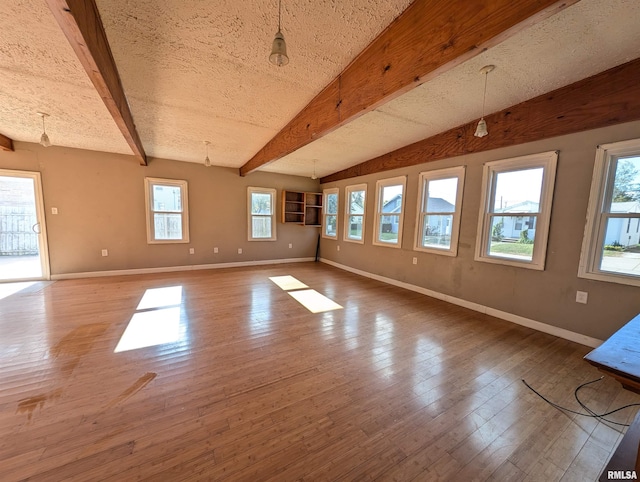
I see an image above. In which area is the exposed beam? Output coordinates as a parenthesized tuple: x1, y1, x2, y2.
(321, 58, 640, 183)
(0, 133, 14, 152)
(45, 0, 147, 165)
(240, 0, 579, 176)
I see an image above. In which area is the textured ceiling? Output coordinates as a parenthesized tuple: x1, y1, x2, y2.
(265, 0, 640, 178)
(0, 0, 130, 154)
(93, 0, 413, 166)
(0, 0, 638, 179)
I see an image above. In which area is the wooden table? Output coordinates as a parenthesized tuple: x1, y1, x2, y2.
(584, 313, 640, 480)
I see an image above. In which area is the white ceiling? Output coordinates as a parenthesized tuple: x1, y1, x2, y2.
(0, 0, 639, 179)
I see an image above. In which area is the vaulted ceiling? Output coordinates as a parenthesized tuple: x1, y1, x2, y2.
(1, 0, 639, 180)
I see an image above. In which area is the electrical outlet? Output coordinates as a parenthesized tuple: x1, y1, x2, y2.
(189, 248, 195, 254)
(101, 249, 108, 257)
(214, 247, 219, 254)
(289, 243, 292, 249)
(337, 245, 340, 251)
(238, 248, 242, 254)
(51, 207, 58, 215)
(413, 257, 417, 265)
(576, 291, 588, 304)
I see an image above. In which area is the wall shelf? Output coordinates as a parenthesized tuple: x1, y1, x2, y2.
(282, 190, 322, 226)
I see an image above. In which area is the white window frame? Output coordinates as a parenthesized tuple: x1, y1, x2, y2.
(373, 176, 407, 248)
(144, 177, 189, 244)
(247, 187, 277, 241)
(578, 138, 640, 287)
(474, 151, 557, 270)
(344, 184, 367, 244)
(322, 188, 339, 239)
(414, 166, 465, 256)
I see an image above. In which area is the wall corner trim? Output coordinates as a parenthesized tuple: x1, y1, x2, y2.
(50, 257, 316, 280)
(319, 258, 603, 348)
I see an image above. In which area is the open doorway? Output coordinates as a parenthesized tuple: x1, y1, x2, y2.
(0, 170, 50, 281)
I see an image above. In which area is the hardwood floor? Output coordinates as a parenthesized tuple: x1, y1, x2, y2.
(0, 262, 637, 481)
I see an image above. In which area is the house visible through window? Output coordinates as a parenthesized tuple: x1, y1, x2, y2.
(144, 178, 189, 244)
(344, 184, 366, 243)
(374, 176, 406, 247)
(579, 138, 640, 286)
(475, 151, 557, 270)
(248, 187, 276, 241)
(323, 188, 338, 238)
(414, 167, 465, 256)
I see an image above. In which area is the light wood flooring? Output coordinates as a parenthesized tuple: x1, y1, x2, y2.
(0, 262, 637, 481)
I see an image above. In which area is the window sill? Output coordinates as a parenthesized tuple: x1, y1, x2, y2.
(372, 240, 402, 248)
(414, 246, 457, 257)
(474, 254, 544, 271)
(578, 269, 640, 288)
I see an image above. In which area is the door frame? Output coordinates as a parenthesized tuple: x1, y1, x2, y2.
(0, 169, 50, 281)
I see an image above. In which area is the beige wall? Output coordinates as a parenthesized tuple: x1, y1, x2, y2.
(3, 122, 639, 340)
(0, 143, 321, 275)
(320, 120, 640, 341)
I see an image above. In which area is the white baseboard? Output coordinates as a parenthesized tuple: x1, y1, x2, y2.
(51, 257, 316, 280)
(320, 258, 602, 348)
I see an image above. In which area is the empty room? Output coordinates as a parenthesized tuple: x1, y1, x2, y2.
(1, 0, 640, 480)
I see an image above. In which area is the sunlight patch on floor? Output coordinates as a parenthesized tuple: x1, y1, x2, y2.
(288, 289, 343, 313)
(115, 286, 185, 353)
(136, 286, 183, 310)
(269, 275, 309, 291)
(114, 307, 182, 353)
(0, 282, 36, 301)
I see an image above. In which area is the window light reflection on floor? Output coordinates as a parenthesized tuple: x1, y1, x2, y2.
(269, 275, 309, 291)
(115, 286, 185, 353)
(0, 282, 36, 301)
(136, 286, 183, 310)
(288, 289, 343, 314)
(114, 307, 182, 353)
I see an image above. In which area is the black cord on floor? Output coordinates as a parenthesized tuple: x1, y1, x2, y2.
(522, 377, 640, 428)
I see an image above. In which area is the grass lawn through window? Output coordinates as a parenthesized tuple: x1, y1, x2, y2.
(489, 242, 534, 257)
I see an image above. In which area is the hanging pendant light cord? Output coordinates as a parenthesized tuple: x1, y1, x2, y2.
(278, 0, 282, 31)
(42, 116, 46, 134)
(481, 72, 488, 119)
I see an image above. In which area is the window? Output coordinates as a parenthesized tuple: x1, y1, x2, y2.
(475, 151, 557, 270)
(323, 188, 338, 238)
(248, 187, 276, 241)
(579, 139, 640, 286)
(144, 178, 189, 244)
(414, 167, 465, 256)
(373, 176, 407, 247)
(344, 184, 367, 243)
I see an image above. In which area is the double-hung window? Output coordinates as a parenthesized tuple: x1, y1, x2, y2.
(579, 139, 640, 286)
(344, 184, 367, 243)
(414, 167, 465, 256)
(373, 176, 406, 247)
(475, 151, 557, 270)
(323, 188, 338, 238)
(144, 178, 189, 244)
(248, 187, 277, 241)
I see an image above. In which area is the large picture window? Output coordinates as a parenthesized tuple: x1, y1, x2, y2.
(144, 178, 189, 244)
(344, 184, 367, 243)
(323, 188, 338, 238)
(414, 167, 465, 256)
(373, 176, 406, 247)
(248, 187, 276, 241)
(475, 152, 557, 270)
(579, 139, 640, 286)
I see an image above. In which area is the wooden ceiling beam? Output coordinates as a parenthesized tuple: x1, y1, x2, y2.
(45, 0, 147, 165)
(0, 133, 14, 152)
(240, 0, 579, 176)
(321, 58, 640, 183)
